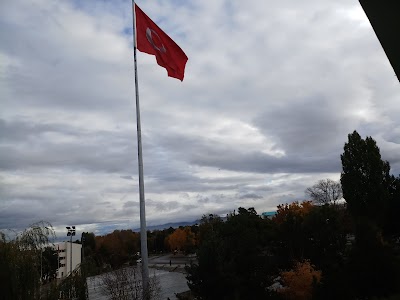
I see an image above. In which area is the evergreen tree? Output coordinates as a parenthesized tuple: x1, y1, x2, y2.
(340, 131, 400, 298)
(186, 209, 275, 299)
(340, 130, 391, 225)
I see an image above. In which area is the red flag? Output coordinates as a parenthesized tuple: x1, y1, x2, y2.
(135, 4, 188, 81)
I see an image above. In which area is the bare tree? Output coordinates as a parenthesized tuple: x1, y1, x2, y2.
(305, 179, 343, 205)
(100, 266, 160, 300)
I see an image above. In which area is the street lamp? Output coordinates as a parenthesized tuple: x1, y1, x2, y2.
(66, 226, 76, 276)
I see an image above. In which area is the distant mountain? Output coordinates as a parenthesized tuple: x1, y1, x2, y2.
(133, 219, 200, 232)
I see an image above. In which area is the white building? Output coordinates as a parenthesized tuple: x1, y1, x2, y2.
(54, 242, 82, 279)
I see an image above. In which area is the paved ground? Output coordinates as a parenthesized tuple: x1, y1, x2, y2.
(87, 254, 196, 299)
(148, 253, 197, 269)
(87, 267, 189, 300)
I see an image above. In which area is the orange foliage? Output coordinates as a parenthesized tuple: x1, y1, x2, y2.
(278, 260, 322, 300)
(95, 230, 140, 267)
(274, 201, 313, 225)
(165, 227, 195, 252)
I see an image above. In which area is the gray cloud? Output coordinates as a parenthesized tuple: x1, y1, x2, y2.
(239, 193, 263, 200)
(123, 201, 138, 208)
(1, 0, 399, 235)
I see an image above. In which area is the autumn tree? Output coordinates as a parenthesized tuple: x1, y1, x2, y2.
(305, 179, 342, 205)
(278, 260, 322, 300)
(273, 201, 313, 261)
(165, 227, 195, 253)
(95, 230, 139, 269)
(272, 200, 350, 299)
(274, 201, 313, 225)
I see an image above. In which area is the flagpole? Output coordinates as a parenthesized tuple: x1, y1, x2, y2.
(131, 0, 149, 298)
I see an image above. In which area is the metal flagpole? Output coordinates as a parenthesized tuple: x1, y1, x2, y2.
(131, 1, 149, 298)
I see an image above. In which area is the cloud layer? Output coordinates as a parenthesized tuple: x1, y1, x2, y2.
(1, 0, 400, 238)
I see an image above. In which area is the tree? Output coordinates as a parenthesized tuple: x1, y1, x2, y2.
(95, 230, 140, 269)
(271, 201, 353, 300)
(345, 221, 400, 298)
(340, 130, 391, 224)
(82, 232, 96, 258)
(305, 179, 342, 205)
(186, 214, 224, 299)
(384, 175, 400, 236)
(41, 246, 58, 282)
(340, 131, 400, 298)
(302, 204, 349, 268)
(100, 266, 160, 300)
(57, 268, 89, 300)
(278, 260, 322, 300)
(273, 201, 313, 261)
(165, 227, 195, 253)
(147, 229, 170, 254)
(274, 201, 313, 226)
(0, 221, 55, 300)
(186, 209, 275, 299)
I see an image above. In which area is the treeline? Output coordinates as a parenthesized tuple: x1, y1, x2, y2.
(0, 223, 199, 299)
(186, 131, 400, 300)
(82, 224, 199, 272)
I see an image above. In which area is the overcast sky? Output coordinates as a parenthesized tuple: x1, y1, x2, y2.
(1, 0, 400, 238)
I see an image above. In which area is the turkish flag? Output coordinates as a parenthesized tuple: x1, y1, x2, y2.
(135, 4, 188, 81)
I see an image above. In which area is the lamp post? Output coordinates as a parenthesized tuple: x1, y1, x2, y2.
(66, 226, 76, 276)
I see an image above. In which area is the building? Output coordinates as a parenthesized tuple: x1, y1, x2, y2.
(54, 242, 82, 279)
(261, 211, 276, 219)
